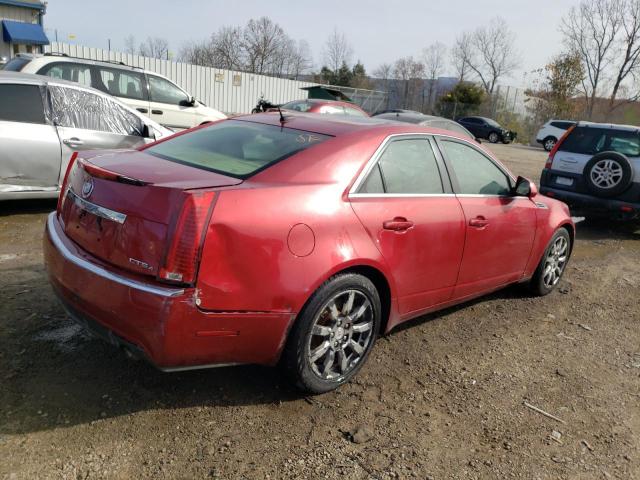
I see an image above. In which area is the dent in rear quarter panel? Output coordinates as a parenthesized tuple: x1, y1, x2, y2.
(195, 183, 396, 316)
(523, 196, 575, 278)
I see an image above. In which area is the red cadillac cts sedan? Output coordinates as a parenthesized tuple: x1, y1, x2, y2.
(44, 113, 574, 393)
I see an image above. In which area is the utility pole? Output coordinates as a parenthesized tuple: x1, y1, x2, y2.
(108, 38, 111, 52)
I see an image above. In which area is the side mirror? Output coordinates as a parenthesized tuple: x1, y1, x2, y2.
(141, 123, 156, 140)
(179, 97, 197, 107)
(514, 176, 537, 198)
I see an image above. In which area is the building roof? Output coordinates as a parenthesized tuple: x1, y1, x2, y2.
(2, 20, 49, 45)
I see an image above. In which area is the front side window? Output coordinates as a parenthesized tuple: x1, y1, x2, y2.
(49, 86, 143, 136)
(0, 84, 45, 124)
(38, 62, 92, 87)
(440, 140, 511, 195)
(148, 75, 189, 105)
(98, 68, 145, 100)
(359, 138, 443, 194)
(146, 120, 331, 178)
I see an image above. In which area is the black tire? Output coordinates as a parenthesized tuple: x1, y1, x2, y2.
(542, 136, 557, 152)
(251, 108, 260, 114)
(583, 151, 634, 198)
(529, 228, 572, 296)
(501, 137, 512, 144)
(488, 131, 500, 143)
(282, 273, 381, 394)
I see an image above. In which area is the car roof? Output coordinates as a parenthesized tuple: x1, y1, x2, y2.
(374, 112, 441, 124)
(574, 121, 640, 132)
(13, 52, 159, 75)
(285, 99, 361, 108)
(233, 111, 474, 139)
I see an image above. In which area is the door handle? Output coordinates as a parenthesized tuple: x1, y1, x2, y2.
(383, 217, 414, 232)
(136, 108, 149, 113)
(151, 109, 163, 115)
(63, 137, 84, 147)
(469, 216, 489, 228)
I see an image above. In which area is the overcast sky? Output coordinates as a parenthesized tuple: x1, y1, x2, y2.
(44, 0, 578, 87)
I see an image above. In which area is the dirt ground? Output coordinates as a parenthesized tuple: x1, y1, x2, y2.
(1, 143, 639, 480)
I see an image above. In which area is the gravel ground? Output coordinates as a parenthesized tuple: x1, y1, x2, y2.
(1, 143, 639, 480)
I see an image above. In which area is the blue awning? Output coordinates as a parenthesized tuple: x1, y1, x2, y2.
(2, 20, 49, 45)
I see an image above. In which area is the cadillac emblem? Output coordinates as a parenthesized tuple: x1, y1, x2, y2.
(81, 178, 94, 199)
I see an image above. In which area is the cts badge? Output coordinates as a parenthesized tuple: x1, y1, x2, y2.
(129, 257, 152, 270)
(81, 178, 94, 199)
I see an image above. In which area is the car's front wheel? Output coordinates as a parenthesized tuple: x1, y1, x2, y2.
(488, 131, 500, 143)
(282, 273, 381, 394)
(543, 136, 557, 152)
(529, 228, 571, 296)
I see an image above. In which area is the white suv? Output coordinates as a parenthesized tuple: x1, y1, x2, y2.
(4, 53, 226, 131)
(536, 120, 576, 151)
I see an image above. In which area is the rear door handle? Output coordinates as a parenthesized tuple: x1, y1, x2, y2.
(62, 137, 84, 147)
(136, 108, 148, 113)
(469, 216, 489, 228)
(151, 109, 163, 115)
(383, 217, 414, 232)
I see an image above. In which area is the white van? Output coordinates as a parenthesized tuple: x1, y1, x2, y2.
(4, 53, 226, 131)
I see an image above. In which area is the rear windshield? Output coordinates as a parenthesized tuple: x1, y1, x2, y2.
(2, 57, 30, 71)
(560, 126, 640, 156)
(146, 120, 331, 178)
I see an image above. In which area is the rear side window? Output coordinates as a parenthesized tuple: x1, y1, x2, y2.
(359, 138, 444, 194)
(146, 120, 331, 178)
(98, 67, 145, 100)
(2, 57, 31, 71)
(50, 86, 144, 136)
(560, 127, 640, 156)
(551, 121, 574, 130)
(0, 84, 45, 124)
(38, 62, 92, 87)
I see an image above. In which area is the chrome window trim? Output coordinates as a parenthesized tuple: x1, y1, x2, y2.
(350, 193, 456, 199)
(47, 213, 184, 298)
(67, 189, 127, 224)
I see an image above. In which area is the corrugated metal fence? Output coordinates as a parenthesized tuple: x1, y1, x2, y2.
(44, 42, 317, 114)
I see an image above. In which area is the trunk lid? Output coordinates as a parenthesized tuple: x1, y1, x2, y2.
(59, 149, 241, 278)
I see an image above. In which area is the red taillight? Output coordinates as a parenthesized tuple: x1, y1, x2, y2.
(545, 124, 576, 169)
(621, 205, 634, 212)
(56, 152, 79, 214)
(158, 191, 216, 285)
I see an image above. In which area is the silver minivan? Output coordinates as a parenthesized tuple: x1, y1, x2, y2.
(0, 71, 172, 201)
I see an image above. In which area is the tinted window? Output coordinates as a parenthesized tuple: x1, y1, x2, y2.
(50, 86, 144, 136)
(441, 140, 511, 195)
(98, 67, 145, 100)
(460, 117, 480, 124)
(146, 120, 331, 178)
(148, 75, 189, 105)
(560, 127, 640, 156)
(2, 57, 30, 71)
(370, 138, 443, 194)
(38, 62, 92, 87)
(0, 84, 45, 124)
(282, 100, 312, 112)
(551, 121, 574, 130)
(360, 164, 385, 193)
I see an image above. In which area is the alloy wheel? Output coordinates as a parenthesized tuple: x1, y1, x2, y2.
(306, 290, 374, 381)
(544, 138, 555, 151)
(590, 159, 623, 189)
(542, 236, 568, 288)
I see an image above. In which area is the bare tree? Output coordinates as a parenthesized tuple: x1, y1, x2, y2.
(242, 17, 289, 75)
(562, 0, 623, 118)
(451, 32, 473, 81)
(212, 26, 245, 70)
(123, 35, 137, 55)
(467, 17, 521, 94)
(422, 42, 447, 112)
(287, 39, 313, 79)
(139, 37, 169, 60)
(323, 28, 353, 72)
(609, 0, 640, 108)
(393, 56, 425, 110)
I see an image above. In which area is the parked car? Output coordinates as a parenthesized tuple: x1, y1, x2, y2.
(3, 53, 226, 130)
(0, 72, 172, 201)
(374, 111, 476, 140)
(279, 99, 369, 117)
(536, 120, 576, 151)
(374, 108, 422, 115)
(44, 112, 574, 393)
(539, 121, 640, 220)
(457, 116, 516, 144)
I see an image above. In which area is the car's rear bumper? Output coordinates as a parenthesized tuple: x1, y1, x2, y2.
(539, 186, 640, 219)
(44, 212, 294, 370)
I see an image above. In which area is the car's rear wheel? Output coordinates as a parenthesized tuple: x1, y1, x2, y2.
(543, 136, 557, 152)
(584, 152, 634, 197)
(282, 273, 381, 394)
(529, 228, 571, 296)
(488, 131, 499, 143)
